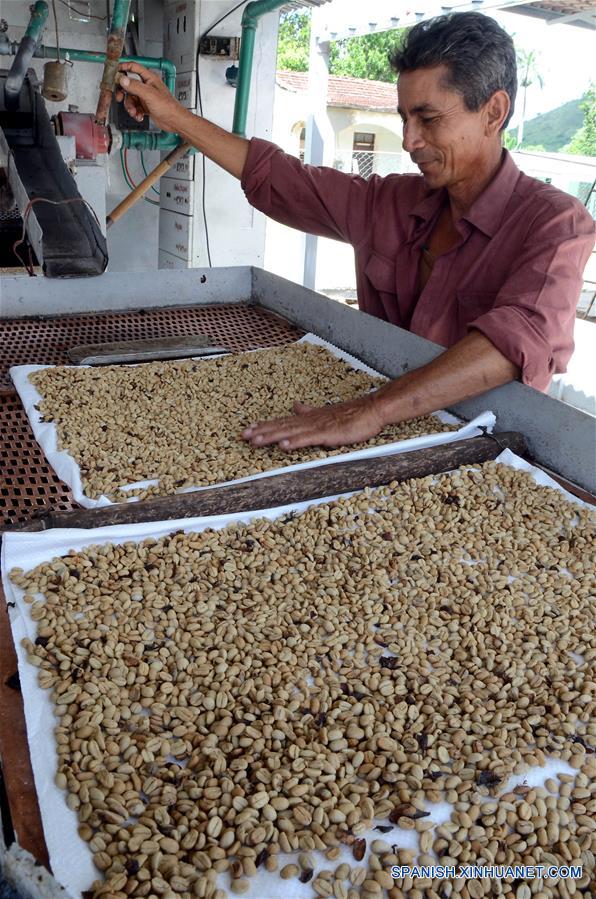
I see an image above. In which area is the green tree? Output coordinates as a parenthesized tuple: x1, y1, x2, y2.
(277, 10, 402, 83)
(515, 47, 544, 148)
(329, 31, 401, 82)
(277, 11, 311, 72)
(563, 85, 596, 156)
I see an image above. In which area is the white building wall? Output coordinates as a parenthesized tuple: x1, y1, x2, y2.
(202, 12, 279, 269)
(265, 86, 406, 291)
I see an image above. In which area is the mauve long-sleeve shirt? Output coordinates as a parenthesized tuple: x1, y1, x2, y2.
(241, 139, 595, 391)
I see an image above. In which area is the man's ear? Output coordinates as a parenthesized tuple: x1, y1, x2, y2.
(484, 90, 510, 135)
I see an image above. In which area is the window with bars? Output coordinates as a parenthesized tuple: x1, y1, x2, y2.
(352, 132, 376, 179)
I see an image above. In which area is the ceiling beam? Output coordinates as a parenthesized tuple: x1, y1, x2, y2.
(314, 0, 596, 40)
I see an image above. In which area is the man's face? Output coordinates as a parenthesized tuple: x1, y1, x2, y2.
(397, 64, 493, 191)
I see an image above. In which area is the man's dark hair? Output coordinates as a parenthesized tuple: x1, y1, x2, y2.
(390, 12, 517, 130)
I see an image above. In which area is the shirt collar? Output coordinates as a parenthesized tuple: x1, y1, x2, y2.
(463, 150, 521, 237)
(408, 150, 521, 238)
(410, 186, 445, 228)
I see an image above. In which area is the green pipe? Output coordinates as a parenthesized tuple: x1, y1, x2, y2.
(25, 0, 49, 42)
(232, 0, 287, 136)
(121, 130, 181, 151)
(5, 1, 49, 109)
(32, 45, 176, 93)
(120, 131, 197, 153)
(110, 0, 130, 33)
(31, 45, 180, 149)
(124, 54, 175, 95)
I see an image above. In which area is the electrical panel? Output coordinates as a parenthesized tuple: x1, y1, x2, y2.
(175, 72, 196, 109)
(157, 1, 263, 271)
(159, 0, 200, 266)
(160, 176, 194, 214)
(163, 0, 201, 71)
(158, 249, 190, 269)
(199, 36, 240, 58)
(159, 209, 193, 258)
(170, 153, 195, 181)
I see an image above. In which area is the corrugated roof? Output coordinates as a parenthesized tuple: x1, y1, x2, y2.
(276, 71, 397, 112)
(494, 0, 595, 29)
(524, 0, 595, 13)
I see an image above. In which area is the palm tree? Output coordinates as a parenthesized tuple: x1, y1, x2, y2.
(516, 48, 544, 148)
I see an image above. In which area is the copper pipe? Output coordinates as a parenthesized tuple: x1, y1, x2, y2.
(95, 0, 131, 125)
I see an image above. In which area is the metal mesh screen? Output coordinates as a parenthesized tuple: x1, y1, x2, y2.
(0, 303, 303, 390)
(0, 207, 21, 221)
(1, 395, 76, 527)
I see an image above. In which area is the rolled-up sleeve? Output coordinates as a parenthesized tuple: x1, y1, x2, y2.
(241, 137, 372, 246)
(469, 200, 595, 391)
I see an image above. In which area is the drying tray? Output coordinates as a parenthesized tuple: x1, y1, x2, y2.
(10, 334, 495, 509)
(1, 450, 592, 897)
(1, 304, 303, 528)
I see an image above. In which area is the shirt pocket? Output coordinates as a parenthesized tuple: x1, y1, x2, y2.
(457, 290, 498, 330)
(364, 252, 396, 294)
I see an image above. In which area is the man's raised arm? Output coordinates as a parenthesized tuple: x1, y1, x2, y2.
(117, 62, 249, 179)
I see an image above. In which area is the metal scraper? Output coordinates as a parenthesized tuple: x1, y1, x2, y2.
(68, 335, 231, 366)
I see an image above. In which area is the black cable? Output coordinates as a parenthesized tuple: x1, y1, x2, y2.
(55, 0, 108, 22)
(479, 427, 509, 454)
(51, 0, 61, 60)
(195, 0, 249, 268)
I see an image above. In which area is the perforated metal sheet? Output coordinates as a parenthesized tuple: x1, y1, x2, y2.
(1, 394, 76, 528)
(1, 303, 303, 390)
(1, 303, 304, 527)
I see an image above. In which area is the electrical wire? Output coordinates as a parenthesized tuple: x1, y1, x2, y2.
(122, 150, 136, 190)
(195, 1, 249, 268)
(122, 148, 160, 207)
(12, 196, 102, 275)
(55, 0, 108, 22)
(120, 147, 134, 190)
(51, 0, 61, 61)
(140, 152, 161, 196)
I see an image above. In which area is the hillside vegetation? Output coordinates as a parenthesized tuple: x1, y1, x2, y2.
(509, 98, 584, 152)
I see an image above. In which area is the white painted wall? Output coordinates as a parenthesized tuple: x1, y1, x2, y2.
(548, 319, 596, 417)
(333, 110, 401, 152)
(185, 9, 279, 269)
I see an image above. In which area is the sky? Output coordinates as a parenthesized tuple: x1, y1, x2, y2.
(316, 1, 595, 125)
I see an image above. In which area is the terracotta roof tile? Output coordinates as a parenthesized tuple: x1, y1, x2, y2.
(277, 70, 397, 112)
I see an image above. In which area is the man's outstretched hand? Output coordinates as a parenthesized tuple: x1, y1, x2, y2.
(241, 395, 387, 451)
(116, 62, 188, 133)
(240, 332, 520, 452)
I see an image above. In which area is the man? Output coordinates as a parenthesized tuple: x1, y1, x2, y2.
(117, 12, 594, 451)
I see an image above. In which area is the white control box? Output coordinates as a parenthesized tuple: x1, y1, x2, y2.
(158, 248, 191, 269)
(158, 209, 194, 259)
(160, 176, 195, 214)
(170, 153, 195, 181)
(164, 0, 201, 71)
(175, 72, 196, 109)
